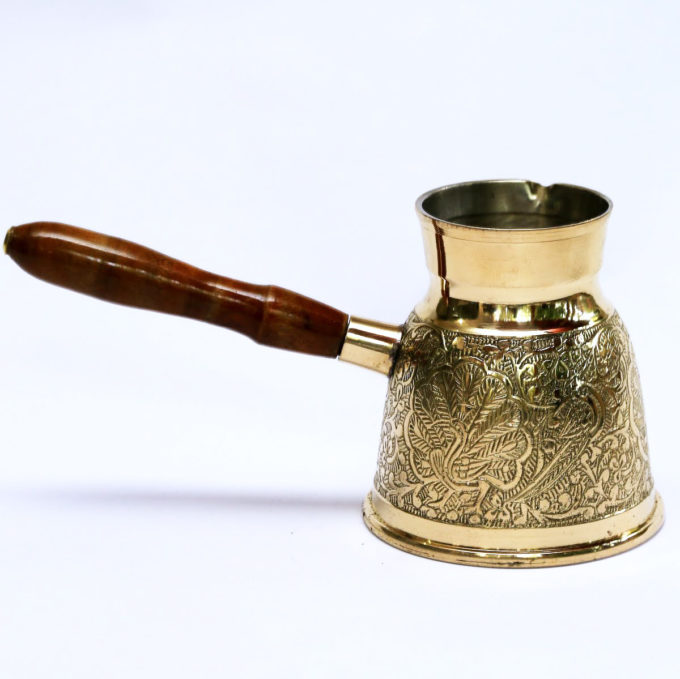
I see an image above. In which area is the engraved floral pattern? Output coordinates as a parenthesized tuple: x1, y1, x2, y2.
(375, 312, 653, 528)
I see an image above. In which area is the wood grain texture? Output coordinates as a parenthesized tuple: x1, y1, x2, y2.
(4, 222, 349, 357)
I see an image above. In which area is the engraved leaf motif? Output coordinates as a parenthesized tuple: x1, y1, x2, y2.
(450, 362, 488, 422)
(408, 411, 444, 478)
(470, 428, 522, 461)
(408, 362, 529, 491)
(467, 373, 509, 414)
(414, 379, 453, 439)
(550, 396, 597, 439)
(467, 400, 521, 457)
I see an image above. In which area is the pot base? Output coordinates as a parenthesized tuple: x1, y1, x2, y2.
(363, 490, 664, 568)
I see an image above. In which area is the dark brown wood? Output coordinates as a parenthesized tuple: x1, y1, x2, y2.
(4, 222, 349, 357)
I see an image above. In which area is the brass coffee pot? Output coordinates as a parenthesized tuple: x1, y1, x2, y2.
(4, 179, 662, 567)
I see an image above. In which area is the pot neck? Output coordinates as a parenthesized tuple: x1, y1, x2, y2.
(415, 214, 612, 335)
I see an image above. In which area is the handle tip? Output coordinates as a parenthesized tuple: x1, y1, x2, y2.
(3, 227, 15, 255)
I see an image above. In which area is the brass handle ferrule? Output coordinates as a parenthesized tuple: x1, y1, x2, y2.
(338, 317, 402, 375)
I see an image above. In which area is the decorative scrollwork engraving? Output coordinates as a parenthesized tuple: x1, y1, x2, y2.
(375, 312, 653, 528)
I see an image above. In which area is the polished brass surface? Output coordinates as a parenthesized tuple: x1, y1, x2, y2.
(338, 317, 402, 375)
(364, 492, 663, 567)
(422, 292, 608, 336)
(361, 180, 661, 567)
(416, 180, 612, 307)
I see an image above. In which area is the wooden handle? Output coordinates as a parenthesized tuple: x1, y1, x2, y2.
(4, 222, 349, 357)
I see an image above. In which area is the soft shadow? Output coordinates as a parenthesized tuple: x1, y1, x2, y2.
(7, 486, 362, 513)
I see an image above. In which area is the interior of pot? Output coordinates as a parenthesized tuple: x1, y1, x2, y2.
(418, 180, 611, 229)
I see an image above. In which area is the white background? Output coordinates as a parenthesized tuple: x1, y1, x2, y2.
(1, 1, 678, 677)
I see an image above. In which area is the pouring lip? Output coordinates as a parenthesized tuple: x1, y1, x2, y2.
(415, 179, 613, 232)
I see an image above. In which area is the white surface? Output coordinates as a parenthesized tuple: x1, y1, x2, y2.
(1, 1, 679, 677)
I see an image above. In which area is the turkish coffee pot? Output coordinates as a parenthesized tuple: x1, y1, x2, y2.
(4, 179, 662, 567)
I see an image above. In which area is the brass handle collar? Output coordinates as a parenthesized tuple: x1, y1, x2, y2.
(338, 317, 402, 375)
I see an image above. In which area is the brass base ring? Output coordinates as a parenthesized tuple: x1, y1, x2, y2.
(363, 491, 664, 568)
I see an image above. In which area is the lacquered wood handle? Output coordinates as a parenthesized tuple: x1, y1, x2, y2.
(4, 222, 349, 357)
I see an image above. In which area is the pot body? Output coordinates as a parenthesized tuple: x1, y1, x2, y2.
(363, 181, 662, 566)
